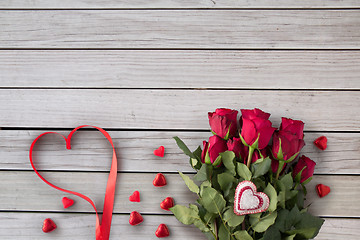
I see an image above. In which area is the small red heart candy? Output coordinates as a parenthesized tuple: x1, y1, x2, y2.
(154, 146, 165, 157)
(129, 190, 140, 202)
(314, 136, 327, 150)
(316, 184, 331, 198)
(153, 173, 167, 187)
(129, 211, 144, 226)
(42, 218, 57, 233)
(155, 223, 170, 238)
(160, 197, 174, 211)
(62, 197, 74, 209)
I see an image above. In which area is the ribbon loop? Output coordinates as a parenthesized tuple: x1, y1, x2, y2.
(29, 125, 118, 240)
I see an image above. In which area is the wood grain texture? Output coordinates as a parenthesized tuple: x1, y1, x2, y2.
(1, 50, 359, 89)
(1, 0, 360, 9)
(0, 213, 356, 240)
(0, 171, 359, 217)
(1, 10, 360, 49)
(1, 89, 359, 131)
(0, 130, 359, 174)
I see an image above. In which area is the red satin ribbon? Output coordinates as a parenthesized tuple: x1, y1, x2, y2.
(29, 125, 118, 240)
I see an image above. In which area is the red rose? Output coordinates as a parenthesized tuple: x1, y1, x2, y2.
(272, 130, 305, 161)
(208, 108, 238, 139)
(227, 138, 265, 164)
(240, 108, 276, 149)
(280, 117, 304, 139)
(292, 155, 316, 183)
(201, 135, 227, 165)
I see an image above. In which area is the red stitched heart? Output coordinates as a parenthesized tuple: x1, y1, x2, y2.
(316, 184, 331, 198)
(129, 191, 140, 202)
(314, 136, 327, 150)
(153, 173, 167, 187)
(62, 197, 75, 208)
(154, 146, 165, 157)
(42, 218, 57, 233)
(155, 223, 170, 238)
(234, 181, 269, 216)
(129, 211, 144, 226)
(160, 197, 174, 211)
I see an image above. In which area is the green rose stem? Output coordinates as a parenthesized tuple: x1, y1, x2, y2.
(275, 160, 285, 180)
(246, 146, 255, 168)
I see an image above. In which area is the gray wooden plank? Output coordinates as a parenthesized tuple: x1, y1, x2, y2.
(0, 213, 356, 240)
(0, 172, 359, 217)
(0, 89, 359, 131)
(0, 130, 358, 174)
(0, 10, 359, 49)
(0, 0, 359, 9)
(1, 50, 359, 89)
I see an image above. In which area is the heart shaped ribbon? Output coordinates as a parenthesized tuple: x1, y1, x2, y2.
(29, 125, 118, 240)
(234, 181, 269, 216)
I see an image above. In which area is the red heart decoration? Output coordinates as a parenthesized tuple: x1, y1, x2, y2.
(234, 181, 269, 216)
(154, 146, 165, 157)
(160, 197, 174, 211)
(316, 184, 331, 198)
(155, 223, 170, 238)
(129, 211, 144, 226)
(129, 190, 140, 202)
(62, 197, 75, 208)
(42, 218, 57, 233)
(314, 136, 327, 150)
(153, 173, 167, 187)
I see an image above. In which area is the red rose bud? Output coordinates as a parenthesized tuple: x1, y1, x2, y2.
(280, 117, 304, 139)
(292, 155, 316, 183)
(208, 108, 238, 139)
(272, 131, 305, 161)
(203, 135, 227, 165)
(240, 108, 276, 149)
(227, 137, 245, 159)
(314, 136, 327, 150)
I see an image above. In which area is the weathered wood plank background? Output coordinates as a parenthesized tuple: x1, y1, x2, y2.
(0, 0, 359, 239)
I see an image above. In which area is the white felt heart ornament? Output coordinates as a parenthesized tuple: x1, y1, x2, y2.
(234, 180, 269, 216)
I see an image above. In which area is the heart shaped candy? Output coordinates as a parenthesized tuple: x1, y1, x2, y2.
(42, 218, 57, 233)
(62, 197, 74, 209)
(129, 191, 140, 202)
(316, 184, 331, 198)
(160, 197, 174, 211)
(314, 136, 327, 150)
(154, 146, 165, 157)
(234, 181, 269, 216)
(153, 173, 167, 187)
(155, 223, 170, 238)
(129, 211, 144, 226)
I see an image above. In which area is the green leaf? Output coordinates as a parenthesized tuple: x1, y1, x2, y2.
(223, 208, 245, 227)
(237, 162, 252, 181)
(234, 230, 253, 240)
(218, 172, 235, 197)
(278, 191, 286, 209)
(293, 212, 324, 239)
(193, 219, 210, 232)
(194, 164, 213, 181)
(283, 234, 296, 240)
(252, 156, 271, 178)
(193, 146, 202, 161)
(263, 183, 277, 212)
(220, 151, 236, 176)
(179, 172, 199, 194)
(250, 211, 278, 233)
(173, 136, 195, 159)
(263, 225, 281, 240)
(200, 181, 212, 196)
(189, 204, 199, 213)
(279, 173, 293, 191)
(204, 232, 216, 240)
(286, 206, 301, 230)
(218, 222, 230, 240)
(273, 209, 289, 232)
(212, 155, 222, 167)
(170, 205, 200, 225)
(286, 228, 318, 239)
(201, 187, 226, 214)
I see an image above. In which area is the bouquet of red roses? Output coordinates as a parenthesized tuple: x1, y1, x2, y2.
(171, 108, 324, 240)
